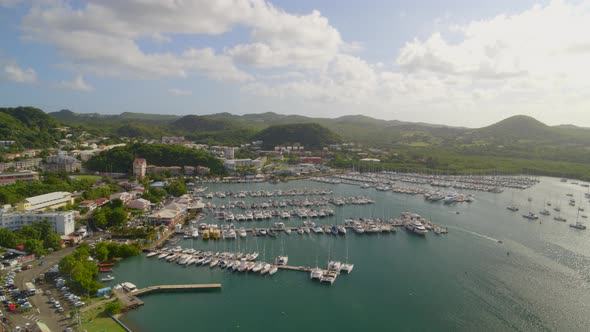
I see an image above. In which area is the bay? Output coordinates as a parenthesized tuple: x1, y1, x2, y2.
(114, 177, 590, 331)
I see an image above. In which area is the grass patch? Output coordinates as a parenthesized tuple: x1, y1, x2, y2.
(79, 304, 126, 332)
(72, 175, 103, 182)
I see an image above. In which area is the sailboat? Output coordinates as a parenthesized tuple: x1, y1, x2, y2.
(507, 192, 519, 211)
(570, 210, 587, 230)
(340, 238, 354, 273)
(553, 203, 566, 222)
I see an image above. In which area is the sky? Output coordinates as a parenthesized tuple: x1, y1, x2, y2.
(1, 0, 589, 128)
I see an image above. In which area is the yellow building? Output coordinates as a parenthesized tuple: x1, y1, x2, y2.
(17, 191, 74, 211)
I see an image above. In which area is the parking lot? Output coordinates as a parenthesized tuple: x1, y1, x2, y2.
(1, 246, 76, 332)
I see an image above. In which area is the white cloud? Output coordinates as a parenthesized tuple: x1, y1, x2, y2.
(3, 64, 37, 83)
(20, 0, 350, 80)
(245, 0, 590, 126)
(168, 88, 192, 96)
(55, 75, 94, 91)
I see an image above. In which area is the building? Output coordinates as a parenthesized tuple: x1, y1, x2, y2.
(223, 158, 264, 172)
(360, 158, 381, 163)
(17, 192, 74, 211)
(0, 210, 75, 235)
(0, 140, 15, 148)
(147, 200, 190, 225)
(299, 157, 322, 164)
(0, 170, 39, 186)
(133, 158, 147, 178)
(146, 165, 182, 176)
(109, 192, 133, 204)
(0, 158, 42, 172)
(44, 155, 82, 173)
(127, 198, 150, 211)
(223, 146, 236, 159)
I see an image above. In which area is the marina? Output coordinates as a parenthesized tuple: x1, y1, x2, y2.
(118, 176, 590, 332)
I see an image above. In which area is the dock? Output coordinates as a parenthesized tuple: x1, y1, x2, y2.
(114, 283, 222, 312)
(277, 265, 313, 272)
(132, 283, 222, 296)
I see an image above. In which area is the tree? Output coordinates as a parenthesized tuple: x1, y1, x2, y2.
(109, 207, 128, 227)
(105, 301, 123, 315)
(93, 210, 108, 229)
(44, 233, 62, 251)
(24, 239, 45, 256)
(94, 242, 109, 262)
(166, 181, 187, 197)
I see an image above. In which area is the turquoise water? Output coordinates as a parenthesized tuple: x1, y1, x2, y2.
(113, 177, 590, 331)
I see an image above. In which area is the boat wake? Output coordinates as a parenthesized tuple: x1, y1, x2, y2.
(445, 225, 501, 243)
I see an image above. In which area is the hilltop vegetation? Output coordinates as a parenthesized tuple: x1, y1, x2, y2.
(84, 143, 225, 175)
(0, 107, 62, 149)
(254, 123, 341, 150)
(5, 106, 590, 179)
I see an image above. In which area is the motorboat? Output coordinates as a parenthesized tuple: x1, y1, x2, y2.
(405, 220, 428, 236)
(100, 275, 115, 282)
(522, 212, 539, 220)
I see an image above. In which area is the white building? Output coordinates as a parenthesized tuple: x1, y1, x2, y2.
(133, 158, 147, 178)
(223, 158, 264, 172)
(0, 210, 75, 235)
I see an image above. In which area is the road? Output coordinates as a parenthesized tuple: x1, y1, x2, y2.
(4, 246, 76, 332)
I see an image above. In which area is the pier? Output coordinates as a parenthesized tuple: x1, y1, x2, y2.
(132, 283, 222, 296)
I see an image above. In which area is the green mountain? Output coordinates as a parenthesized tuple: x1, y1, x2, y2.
(0, 107, 62, 148)
(254, 123, 341, 150)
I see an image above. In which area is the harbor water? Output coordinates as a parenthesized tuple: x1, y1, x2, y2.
(115, 176, 590, 331)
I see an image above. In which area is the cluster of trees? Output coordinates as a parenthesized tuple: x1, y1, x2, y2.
(92, 241, 141, 262)
(0, 172, 99, 205)
(92, 199, 128, 229)
(254, 123, 341, 150)
(85, 143, 225, 175)
(0, 220, 62, 256)
(59, 241, 141, 295)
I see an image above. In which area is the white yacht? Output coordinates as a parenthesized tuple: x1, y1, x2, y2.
(340, 263, 354, 274)
(260, 263, 272, 275)
(405, 220, 428, 236)
(100, 275, 115, 282)
(268, 265, 278, 275)
(146, 252, 158, 258)
(352, 225, 365, 234)
(275, 256, 289, 266)
(328, 261, 342, 272)
(238, 228, 247, 238)
(310, 267, 323, 279)
(281, 211, 291, 219)
(284, 228, 292, 235)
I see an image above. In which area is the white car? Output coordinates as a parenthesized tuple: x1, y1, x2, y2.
(74, 301, 84, 307)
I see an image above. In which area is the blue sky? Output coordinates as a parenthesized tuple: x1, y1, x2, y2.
(2, 0, 589, 127)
